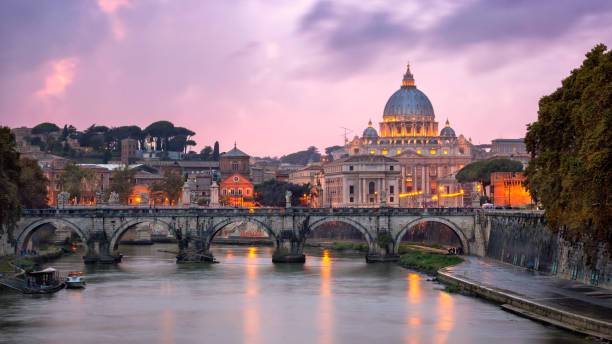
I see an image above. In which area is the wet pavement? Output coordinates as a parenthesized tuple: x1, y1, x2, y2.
(445, 256, 612, 323)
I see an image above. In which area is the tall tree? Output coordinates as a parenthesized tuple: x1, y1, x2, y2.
(144, 121, 175, 151)
(109, 166, 137, 204)
(18, 158, 49, 209)
(254, 180, 311, 207)
(149, 167, 184, 205)
(280, 146, 321, 165)
(213, 141, 220, 161)
(200, 146, 213, 160)
(524, 44, 612, 244)
(57, 162, 98, 204)
(455, 158, 523, 195)
(32, 122, 60, 144)
(0, 127, 22, 241)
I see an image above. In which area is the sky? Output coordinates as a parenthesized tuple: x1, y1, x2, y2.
(1, 0, 611, 157)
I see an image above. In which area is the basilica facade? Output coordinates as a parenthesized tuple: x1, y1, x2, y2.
(341, 65, 473, 207)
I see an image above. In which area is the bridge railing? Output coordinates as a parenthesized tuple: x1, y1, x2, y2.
(21, 206, 480, 217)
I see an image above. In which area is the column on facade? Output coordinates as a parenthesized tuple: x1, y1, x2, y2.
(421, 165, 426, 193)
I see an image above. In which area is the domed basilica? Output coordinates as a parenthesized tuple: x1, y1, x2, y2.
(345, 64, 473, 206)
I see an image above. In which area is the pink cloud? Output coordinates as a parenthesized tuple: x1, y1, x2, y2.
(97, 0, 131, 13)
(36, 58, 78, 98)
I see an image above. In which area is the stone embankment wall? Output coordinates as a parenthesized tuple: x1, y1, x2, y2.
(0, 231, 9, 257)
(484, 213, 611, 289)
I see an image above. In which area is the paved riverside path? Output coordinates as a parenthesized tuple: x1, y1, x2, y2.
(443, 256, 612, 336)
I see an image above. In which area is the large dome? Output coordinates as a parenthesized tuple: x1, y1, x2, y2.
(382, 65, 434, 118)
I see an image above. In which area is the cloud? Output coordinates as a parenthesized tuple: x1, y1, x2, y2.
(297, 0, 612, 76)
(97, 0, 132, 40)
(36, 58, 78, 98)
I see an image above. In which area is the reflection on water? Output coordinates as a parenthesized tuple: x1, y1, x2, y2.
(0, 244, 588, 344)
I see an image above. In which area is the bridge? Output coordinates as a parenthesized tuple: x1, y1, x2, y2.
(13, 207, 492, 264)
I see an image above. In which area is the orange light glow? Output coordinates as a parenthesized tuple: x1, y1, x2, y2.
(399, 191, 423, 198)
(135, 197, 141, 203)
(440, 190, 465, 198)
(439, 186, 444, 191)
(248, 247, 256, 259)
(432, 195, 438, 200)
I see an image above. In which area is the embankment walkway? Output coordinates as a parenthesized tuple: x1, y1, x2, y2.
(438, 256, 612, 340)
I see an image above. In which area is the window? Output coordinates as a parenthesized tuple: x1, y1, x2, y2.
(353, 148, 360, 154)
(222, 189, 227, 196)
(349, 197, 354, 203)
(238, 189, 242, 196)
(390, 197, 394, 202)
(368, 181, 375, 194)
(246, 189, 251, 196)
(349, 165, 354, 171)
(370, 198, 374, 203)
(390, 185, 394, 194)
(349, 185, 354, 194)
(232, 161, 239, 170)
(389, 165, 394, 171)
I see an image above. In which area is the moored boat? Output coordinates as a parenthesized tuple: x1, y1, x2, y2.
(66, 271, 86, 289)
(23, 268, 65, 294)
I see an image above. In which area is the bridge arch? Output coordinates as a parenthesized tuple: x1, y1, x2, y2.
(209, 217, 278, 244)
(17, 218, 88, 254)
(306, 217, 375, 247)
(109, 218, 173, 251)
(393, 217, 469, 255)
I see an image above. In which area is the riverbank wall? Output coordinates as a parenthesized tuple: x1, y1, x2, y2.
(483, 212, 611, 289)
(437, 268, 612, 339)
(0, 231, 9, 257)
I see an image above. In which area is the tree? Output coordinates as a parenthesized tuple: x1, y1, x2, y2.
(109, 166, 136, 204)
(213, 141, 220, 161)
(254, 180, 311, 207)
(149, 167, 184, 205)
(280, 146, 321, 165)
(200, 146, 213, 160)
(455, 159, 523, 195)
(144, 121, 175, 151)
(32, 122, 60, 143)
(0, 127, 22, 241)
(57, 162, 98, 204)
(18, 158, 49, 209)
(524, 44, 612, 244)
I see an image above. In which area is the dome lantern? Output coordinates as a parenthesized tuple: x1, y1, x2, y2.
(402, 63, 415, 87)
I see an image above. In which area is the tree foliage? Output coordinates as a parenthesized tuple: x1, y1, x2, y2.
(19, 158, 49, 209)
(57, 162, 98, 204)
(0, 127, 22, 240)
(109, 165, 137, 204)
(149, 167, 184, 205)
(254, 180, 311, 207)
(524, 44, 612, 244)
(280, 146, 321, 165)
(213, 141, 220, 161)
(32, 122, 60, 136)
(455, 158, 523, 188)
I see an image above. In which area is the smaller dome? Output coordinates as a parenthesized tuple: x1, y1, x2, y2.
(440, 119, 456, 137)
(363, 120, 378, 138)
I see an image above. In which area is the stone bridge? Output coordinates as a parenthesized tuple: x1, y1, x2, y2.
(13, 207, 492, 264)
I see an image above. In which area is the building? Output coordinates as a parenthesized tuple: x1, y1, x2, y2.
(220, 144, 250, 181)
(491, 172, 534, 208)
(289, 164, 324, 186)
(322, 155, 400, 208)
(491, 139, 526, 155)
(219, 172, 255, 207)
(121, 138, 139, 165)
(344, 64, 472, 206)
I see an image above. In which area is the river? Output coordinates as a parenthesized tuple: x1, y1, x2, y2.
(0, 244, 587, 343)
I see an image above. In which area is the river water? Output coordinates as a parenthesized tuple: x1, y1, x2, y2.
(0, 244, 587, 344)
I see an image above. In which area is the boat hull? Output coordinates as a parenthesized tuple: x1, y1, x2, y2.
(23, 282, 66, 294)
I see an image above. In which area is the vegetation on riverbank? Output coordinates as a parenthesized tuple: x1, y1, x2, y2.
(329, 242, 368, 251)
(399, 247, 463, 274)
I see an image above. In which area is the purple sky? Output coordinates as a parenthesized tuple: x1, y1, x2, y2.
(1, 0, 611, 157)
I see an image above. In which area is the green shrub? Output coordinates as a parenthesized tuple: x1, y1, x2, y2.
(399, 247, 463, 274)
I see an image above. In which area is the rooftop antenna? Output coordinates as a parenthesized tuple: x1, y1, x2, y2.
(340, 126, 353, 143)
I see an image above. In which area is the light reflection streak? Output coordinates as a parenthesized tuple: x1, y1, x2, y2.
(404, 273, 423, 344)
(319, 250, 333, 344)
(434, 291, 455, 344)
(160, 309, 176, 344)
(243, 246, 260, 344)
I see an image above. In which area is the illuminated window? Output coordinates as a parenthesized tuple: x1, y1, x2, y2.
(443, 149, 448, 155)
(416, 150, 421, 154)
(430, 149, 436, 155)
(396, 149, 401, 154)
(382, 150, 388, 155)
(369, 150, 375, 155)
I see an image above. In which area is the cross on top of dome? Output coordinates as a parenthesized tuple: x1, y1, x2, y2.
(402, 63, 415, 87)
